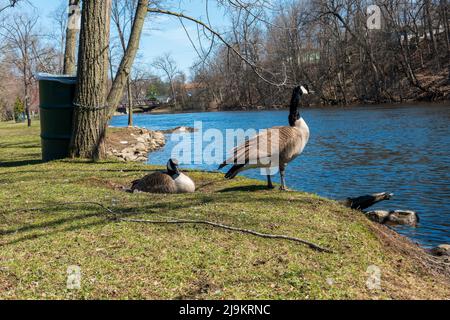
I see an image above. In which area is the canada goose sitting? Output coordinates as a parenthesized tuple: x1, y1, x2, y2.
(218, 86, 310, 190)
(131, 159, 195, 193)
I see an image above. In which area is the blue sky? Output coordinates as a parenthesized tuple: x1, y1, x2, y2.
(20, 0, 229, 78)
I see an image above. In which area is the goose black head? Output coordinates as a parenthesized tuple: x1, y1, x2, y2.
(167, 158, 180, 176)
(288, 85, 309, 126)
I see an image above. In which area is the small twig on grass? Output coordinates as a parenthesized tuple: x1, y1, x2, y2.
(14, 201, 333, 253)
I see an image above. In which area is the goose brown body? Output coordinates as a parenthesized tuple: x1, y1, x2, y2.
(131, 172, 178, 193)
(219, 86, 309, 189)
(220, 119, 309, 177)
(131, 159, 195, 193)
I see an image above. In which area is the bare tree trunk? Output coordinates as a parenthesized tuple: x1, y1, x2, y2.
(69, 0, 112, 160)
(326, 10, 385, 101)
(111, 0, 140, 127)
(425, 0, 440, 68)
(107, 0, 149, 119)
(24, 53, 31, 127)
(63, 0, 80, 75)
(108, 46, 115, 80)
(169, 77, 177, 107)
(440, 0, 450, 55)
(127, 77, 133, 126)
(24, 84, 31, 127)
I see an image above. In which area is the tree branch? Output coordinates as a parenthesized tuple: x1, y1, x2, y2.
(120, 216, 333, 253)
(147, 7, 288, 88)
(21, 201, 333, 253)
(0, 0, 19, 15)
(106, 0, 149, 118)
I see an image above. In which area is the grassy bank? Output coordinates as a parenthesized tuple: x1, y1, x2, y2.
(0, 121, 448, 299)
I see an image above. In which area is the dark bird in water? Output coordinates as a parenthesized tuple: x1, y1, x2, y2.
(341, 192, 394, 210)
(131, 159, 195, 193)
(218, 85, 310, 190)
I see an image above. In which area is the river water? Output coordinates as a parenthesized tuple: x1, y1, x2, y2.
(110, 103, 450, 247)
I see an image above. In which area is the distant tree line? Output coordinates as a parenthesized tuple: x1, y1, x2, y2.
(1, 0, 448, 160)
(190, 0, 449, 110)
(0, 0, 188, 122)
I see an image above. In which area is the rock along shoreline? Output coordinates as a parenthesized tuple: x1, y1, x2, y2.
(106, 127, 166, 162)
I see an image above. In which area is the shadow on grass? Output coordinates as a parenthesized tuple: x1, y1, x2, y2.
(0, 205, 138, 247)
(0, 198, 215, 246)
(0, 212, 101, 236)
(0, 141, 40, 149)
(0, 177, 317, 247)
(219, 185, 272, 192)
(0, 159, 43, 167)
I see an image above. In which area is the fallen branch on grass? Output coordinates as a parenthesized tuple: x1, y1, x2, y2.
(119, 217, 333, 253)
(17, 201, 333, 253)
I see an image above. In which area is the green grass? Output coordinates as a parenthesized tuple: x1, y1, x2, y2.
(0, 121, 448, 299)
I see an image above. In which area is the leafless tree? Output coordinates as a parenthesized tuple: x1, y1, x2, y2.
(49, 1, 68, 73)
(129, 62, 152, 102)
(190, 0, 449, 109)
(62, 0, 449, 159)
(111, 0, 138, 126)
(0, 13, 58, 126)
(152, 52, 181, 107)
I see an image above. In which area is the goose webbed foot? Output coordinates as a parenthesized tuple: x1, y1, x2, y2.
(279, 185, 291, 191)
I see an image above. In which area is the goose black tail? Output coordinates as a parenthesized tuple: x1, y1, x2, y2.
(224, 164, 245, 179)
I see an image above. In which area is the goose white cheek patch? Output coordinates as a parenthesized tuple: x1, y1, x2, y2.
(300, 86, 309, 95)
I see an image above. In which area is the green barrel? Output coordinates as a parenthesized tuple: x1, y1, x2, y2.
(38, 74, 77, 161)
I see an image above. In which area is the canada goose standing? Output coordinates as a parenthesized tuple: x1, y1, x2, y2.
(131, 159, 195, 193)
(218, 86, 309, 190)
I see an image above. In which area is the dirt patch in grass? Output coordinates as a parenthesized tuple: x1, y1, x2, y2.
(176, 271, 221, 299)
(80, 177, 126, 191)
(0, 268, 19, 292)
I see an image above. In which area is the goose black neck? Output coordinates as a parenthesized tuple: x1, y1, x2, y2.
(167, 159, 180, 176)
(167, 168, 178, 176)
(288, 86, 301, 126)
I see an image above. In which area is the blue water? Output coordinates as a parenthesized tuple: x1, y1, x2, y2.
(110, 103, 450, 247)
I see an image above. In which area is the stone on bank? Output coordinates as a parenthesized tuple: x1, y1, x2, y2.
(106, 127, 165, 162)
